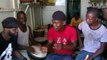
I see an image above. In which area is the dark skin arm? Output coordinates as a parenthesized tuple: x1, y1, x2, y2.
(28, 26, 35, 45)
(48, 40, 77, 51)
(62, 40, 77, 50)
(12, 36, 27, 60)
(77, 29, 84, 50)
(13, 51, 27, 60)
(46, 40, 53, 53)
(18, 25, 36, 53)
(42, 39, 77, 54)
(86, 42, 106, 60)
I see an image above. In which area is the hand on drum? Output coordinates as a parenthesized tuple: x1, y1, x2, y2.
(28, 46, 35, 53)
(40, 46, 48, 53)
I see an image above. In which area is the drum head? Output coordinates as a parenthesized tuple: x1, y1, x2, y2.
(30, 46, 47, 58)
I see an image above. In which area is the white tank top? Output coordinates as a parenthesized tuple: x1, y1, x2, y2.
(17, 26, 29, 46)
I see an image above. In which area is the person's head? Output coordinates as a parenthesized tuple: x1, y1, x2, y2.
(86, 8, 99, 25)
(2, 17, 19, 36)
(52, 11, 66, 31)
(74, 13, 79, 20)
(17, 11, 27, 24)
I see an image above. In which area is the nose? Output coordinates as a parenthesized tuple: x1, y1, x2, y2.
(53, 23, 57, 27)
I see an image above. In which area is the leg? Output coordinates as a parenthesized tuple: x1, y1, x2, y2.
(12, 56, 20, 60)
(62, 54, 73, 60)
(75, 50, 88, 60)
(89, 53, 102, 60)
(45, 53, 60, 60)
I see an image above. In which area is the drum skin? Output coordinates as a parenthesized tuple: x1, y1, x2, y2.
(28, 46, 47, 60)
(28, 52, 46, 60)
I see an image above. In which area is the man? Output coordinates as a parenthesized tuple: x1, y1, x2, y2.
(0, 17, 26, 60)
(17, 11, 34, 50)
(76, 8, 107, 60)
(69, 13, 82, 29)
(45, 11, 77, 60)
(17, 11, 36, 60)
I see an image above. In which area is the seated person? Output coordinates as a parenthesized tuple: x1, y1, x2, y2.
(76, 8, 107, 60)
(17, 11, 35, 50)
(17, 11, 35, 59)
(16, 11, 48, 59)
(69, 13, 82, 29)
(45, 11, 77, 60)
(0, 17, 26, 60)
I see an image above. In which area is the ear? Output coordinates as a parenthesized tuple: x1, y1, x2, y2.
(62, 23, 65, 25)
(63, 21, 66, 25)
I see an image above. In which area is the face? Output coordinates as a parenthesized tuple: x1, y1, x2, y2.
(9, 28, 18, 36)
(52, 20, 64, 31)
(18, 14, 26, 24)
(86, 12, 98, 25)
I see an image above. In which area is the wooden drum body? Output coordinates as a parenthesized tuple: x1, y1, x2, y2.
(34, 37, 48, 45)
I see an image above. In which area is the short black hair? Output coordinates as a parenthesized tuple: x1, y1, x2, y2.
(52, 11, 66, 21)
(87, 7, 99, 17)
(2, 17, 19, 28)
(87, 7, 103, 19)
(17, 11, 26, 18)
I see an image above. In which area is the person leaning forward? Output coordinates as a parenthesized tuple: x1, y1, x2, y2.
(0, 17, 27, 60)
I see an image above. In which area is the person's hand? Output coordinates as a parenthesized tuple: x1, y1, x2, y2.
(53, 43, 62, 50)
(28, 46, 35, 53)
(85, 56, 93, 60)
(20, 56, 27, 60)
(40, 46, 48, 53)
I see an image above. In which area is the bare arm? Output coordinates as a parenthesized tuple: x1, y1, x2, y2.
(28, 26, 35, 45)
(87, 42, 106, 60)
(77, 29, 84, 50)
(46, 40, 53, 53)
(62, 40, 77, 50)
(39, 40, 53, 54)
(13, 51, 26, 60)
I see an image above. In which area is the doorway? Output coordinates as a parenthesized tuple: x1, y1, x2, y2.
(66, 0, 81, 24)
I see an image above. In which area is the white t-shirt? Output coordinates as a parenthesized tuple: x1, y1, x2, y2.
(78, 21, 107, 53)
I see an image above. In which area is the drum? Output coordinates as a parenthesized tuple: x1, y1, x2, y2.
(33, 29, 45, 38)
(28, 45, 47, 60)
(19, 50, 30, 60)
(34, 37, 48, 45)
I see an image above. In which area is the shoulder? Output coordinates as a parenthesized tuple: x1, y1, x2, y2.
(27, 25, 31, 31)
(66, 25, 75, 29)
(71, 17, 75, 20)
(79, 21, 86, 26)
(65, 25, 76, 32)
(100, 25, 107, 33)
(27, 25, 30, 29)
(79, 18, 82, 21)
(48, 27, 55, 31)
(78, 21, 87, 30)
(81, 21, 86, 24)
